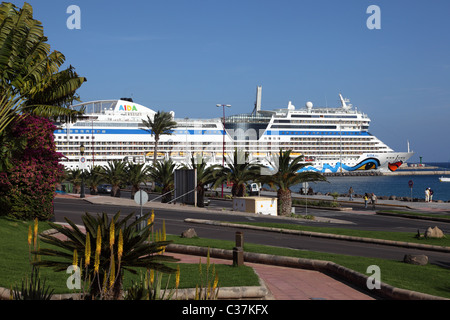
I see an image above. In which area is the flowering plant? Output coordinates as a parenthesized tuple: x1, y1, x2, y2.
(0, 116, 64, 220)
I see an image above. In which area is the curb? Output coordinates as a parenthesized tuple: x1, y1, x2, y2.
(165, 244, 448, 301)
(184, 218, 450, 253)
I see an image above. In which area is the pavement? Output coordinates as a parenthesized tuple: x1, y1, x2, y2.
(51, 191, 450, 300)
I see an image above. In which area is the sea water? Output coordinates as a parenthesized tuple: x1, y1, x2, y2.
(291, 163, 450, 201)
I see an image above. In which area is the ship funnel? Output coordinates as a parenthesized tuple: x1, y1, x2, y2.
(252, 85, 262, 115)
(256, 85, 262, 112)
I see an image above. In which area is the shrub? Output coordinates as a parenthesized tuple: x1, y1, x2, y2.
(0, 116, 63, 220)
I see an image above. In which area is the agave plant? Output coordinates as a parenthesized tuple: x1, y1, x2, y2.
(12, 266, 54, 300)
(33, 211, 178, 300)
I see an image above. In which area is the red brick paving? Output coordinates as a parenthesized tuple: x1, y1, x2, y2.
(169, 253, 376, 300)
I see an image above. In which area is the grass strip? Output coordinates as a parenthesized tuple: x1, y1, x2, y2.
(226, 221, 450, 248)
(378, 210, 450, 221)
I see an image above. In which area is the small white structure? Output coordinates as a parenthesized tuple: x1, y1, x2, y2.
(233, 196, 277, 216)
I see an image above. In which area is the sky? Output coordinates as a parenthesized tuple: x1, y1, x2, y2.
(9, 0, 450, 163)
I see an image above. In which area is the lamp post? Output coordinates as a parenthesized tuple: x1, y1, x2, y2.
(80, 143, 86, 198)
(216, 104, 231, 198)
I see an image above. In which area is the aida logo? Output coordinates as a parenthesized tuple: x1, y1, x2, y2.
(119, 105, 138, 112)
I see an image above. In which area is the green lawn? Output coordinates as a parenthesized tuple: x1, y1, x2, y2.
(0, 216, 259, 295)
(1, 216, 449, 299)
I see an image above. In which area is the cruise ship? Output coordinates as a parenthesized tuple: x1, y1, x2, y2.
(54, 87, 413, 173)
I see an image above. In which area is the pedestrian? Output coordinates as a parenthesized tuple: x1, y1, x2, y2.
(429, 188, 434, 202)
(348, 187, 354, 201)
(364, 193, 369, 209)
(425, 188, 430, 202)
(371, 193, 377, 210)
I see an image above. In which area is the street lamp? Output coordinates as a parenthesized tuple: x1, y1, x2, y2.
(216, 104, 231, 198)
(80, 143, 85, 198)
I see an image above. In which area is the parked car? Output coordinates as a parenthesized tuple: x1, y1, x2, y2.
(98, 184, 112, 194)
(203, 198, 210, 206)
(246, 183, 260, 196)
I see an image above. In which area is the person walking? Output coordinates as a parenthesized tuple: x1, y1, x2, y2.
(371, 193, 377, 210)
(348, 187, 354, 201)
(425, 188, 430, 202)
(364, 193, 369, 209)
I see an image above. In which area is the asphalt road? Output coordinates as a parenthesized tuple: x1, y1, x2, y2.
(53, 196, 450, 268)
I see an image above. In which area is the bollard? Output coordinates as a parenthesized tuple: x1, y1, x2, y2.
(233, 232, 244, 267)
(135, 214, 146, 232)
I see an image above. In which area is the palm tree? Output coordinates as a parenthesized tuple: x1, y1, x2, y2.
(260, 149, 327, 216)
(141, 111, 177, 164)
(125, 162, 150, 199)
(148, 159, 177, 203)
(65, 168, 83, 194)
(86, 165, 105, 195)
(220, 149, 264, 197)
(102, 160, 127, 197)
(0, 2, 86, 135)
(182, 156, 222, 207)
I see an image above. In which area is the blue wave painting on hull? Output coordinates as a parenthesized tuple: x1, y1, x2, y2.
(298, 158, 380, 173)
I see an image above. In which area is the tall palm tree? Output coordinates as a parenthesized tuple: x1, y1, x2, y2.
(182, 156, 222, 207)
(102, 160, 127, 197)
(141, 111, 177, 164)
(148, 159, 177, 203)
(220, 149, 264, 197)
(260, 149, 327, 216)
(125, 162, 150, 199)
(0, 2, 86, 135)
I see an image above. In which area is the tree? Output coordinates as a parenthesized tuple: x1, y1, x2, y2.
(183, 156, 222, 207)
(0, 2, 85, 220)
(65, 168, 83, 194)
(86, 165, 105, 195)
(102, 160, 126, 197)
(141, 111, 177, 164)
(125, 162, 150, 199)
(0, 2, 86, 135)
(260, 149, 326, 216)
(220, 149, 264, 197)
(148, 159, 177, 203)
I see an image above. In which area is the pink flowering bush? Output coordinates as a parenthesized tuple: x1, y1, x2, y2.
(0, 116, 64, 220)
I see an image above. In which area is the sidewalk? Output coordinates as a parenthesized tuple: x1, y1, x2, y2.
(169, 252, 376, 300)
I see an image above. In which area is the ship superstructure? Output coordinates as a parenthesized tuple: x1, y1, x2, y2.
(54, 87, 413, 173)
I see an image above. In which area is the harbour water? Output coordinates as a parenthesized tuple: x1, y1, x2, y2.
(291, 163, 450, 202)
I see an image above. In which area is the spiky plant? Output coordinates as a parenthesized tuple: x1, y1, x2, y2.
(33, 211, 178, 300)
